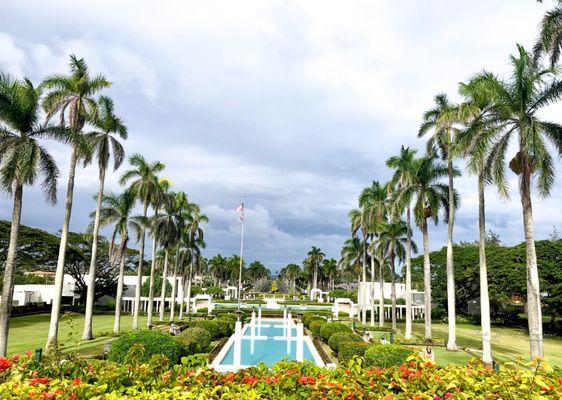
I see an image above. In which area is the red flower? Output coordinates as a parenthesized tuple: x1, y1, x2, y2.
(72, 377, 82, 386)
(11, 354, 19, 362)
(0, 356, 12, 373)
(242, 375, 258, 385)
(445, 393, 453, 399)
(29, 377, 49, 386)
(224, 372, 235, 382)
(40, 392, 54, 399)
(25, 350, 32, 358)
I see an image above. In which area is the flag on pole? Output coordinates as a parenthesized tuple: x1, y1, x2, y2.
(235, 202, 244, 221)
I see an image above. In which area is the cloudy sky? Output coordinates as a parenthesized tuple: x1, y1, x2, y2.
(1, 1, 561, 273)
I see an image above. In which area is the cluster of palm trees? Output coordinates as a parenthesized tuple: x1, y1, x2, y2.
(0, 55, 208, 356)
(279, 247, 338, 293)
(340, 13, 562, 362)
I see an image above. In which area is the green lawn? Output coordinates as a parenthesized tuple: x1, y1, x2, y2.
(403, 322, 562, 367)
(7, 313, 150, 357)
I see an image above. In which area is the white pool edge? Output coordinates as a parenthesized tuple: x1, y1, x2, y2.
(210, 319, 325, 372)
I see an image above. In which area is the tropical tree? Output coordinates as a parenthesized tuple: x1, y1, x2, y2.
(209, 254, 227, 286)
(395, 155, 456, 340)
(169, 191, 191, 321)
(321, 258, 338, 291)
(305, 246, 325, 292)
(119, 154, 165, 330)
(0, 75, 62, 356)
(339, 237, 363, 289)
(348, 208, 368, 324)
(95, 189, 139, 334)
(386, 145, 418, 339)
(82, 96, 127, 340)
(465, 45, 562, 358)
(534, 1, 562, 66)
(280, 263, 301, 293)
(43, 54, 111, 350)
(246, 261, 269, 284)
(183, 207, 208, 317)
(419, 93, 461, 351)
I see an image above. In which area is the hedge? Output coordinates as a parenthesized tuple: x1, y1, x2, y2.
(215, 318, 234, 336)
(364, 344, 415, 368)
(338, 341, 371, 365)
(328, 332, 363, 353)
(107, 330, 183, 365)
(319, 322, 352, 342)
(303, 315, 326, 328)
(175, 327, 212, 354)
(193, 320, 221, 339)
(309, 320, 326, 336)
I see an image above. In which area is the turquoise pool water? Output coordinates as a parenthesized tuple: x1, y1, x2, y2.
(218, 319, 316, 367)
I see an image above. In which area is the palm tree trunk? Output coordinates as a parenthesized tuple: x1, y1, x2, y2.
(146, 208, 159, 328)
(361, 242, 367, 325)
(422, 217, 432, 341)
(46, 147, 78, 350)
(186, 259, 194, 318)
(0, 182, 23, 357)
(446, 157, 457, 351)
(170, 247, 179, 322)
(178, 270, 186, 321)
(520, 167, 543, 359)
(82, 164, 107, 340)
(159, 249, 169, 322)
(370, 254, 375, 326)
(478, 170, 493, 367)
(405, 206, 413, 340)
(132, 200, 149, 330)
(378, 256, 385, 328)
(113, 231, 128, 335)
(390, 248, 397, 331)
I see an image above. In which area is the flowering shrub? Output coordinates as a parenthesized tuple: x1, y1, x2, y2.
(0, 350, 561, 399)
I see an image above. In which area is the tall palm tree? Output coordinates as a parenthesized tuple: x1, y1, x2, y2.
(395, 156, 456, 341)
(43, 55, 111, 350)
(419, 93, 461, 351)
(0, 75, 62, 356)
(146, 178, 169, 327)
(120, 154, 165, 330)
(321, 258, 338, 291)
(246, 262, 270, 283)
(466, 45, 562, 358)
(169, 191, 191, 321)
(380, 220, 416, 331)
(360, 181, 388, 327)
(339, 237, 364, 292)
(82, 96, 127, 340)
(280, 263, 301, 293)
(386, 146, 418, 339)
(306, 246, 325, 292)
(184, 207, 208, 317)
(348, 209, 368, 324)
(209, 254, 227, 286)
(95, 189, 139, 334)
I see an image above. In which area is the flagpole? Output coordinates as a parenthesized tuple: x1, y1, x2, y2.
(237, 202, 244, 311)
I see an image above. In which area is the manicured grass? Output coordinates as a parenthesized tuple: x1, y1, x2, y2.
(7, 313, 150, 357)
(403, 322, 562, 367)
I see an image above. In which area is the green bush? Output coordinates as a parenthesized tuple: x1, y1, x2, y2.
(328, 332, 363, 353)
(303, 315, 326, 328)
(309, 320, 326, 336)
(338, 341, 371, 365)
(193, 320, 222, 339)
(175, 327, 212, 354)
(218, 313, 238, 324)
(108, 330, 183, 365)
(364, 344, 414, 368)
(215, 318, 234, 336)
(319, 322, 352, 342)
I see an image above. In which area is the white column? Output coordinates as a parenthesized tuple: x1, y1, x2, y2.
(296, 322, 304, 361)
(286, 315, 292, 354)
(234, 320, 242, 368)
(283, 308, 287, 336)
(258, 306, 262, 336)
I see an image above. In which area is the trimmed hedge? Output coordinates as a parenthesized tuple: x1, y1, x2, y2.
(364, 344, 414, 368)
(108, 330, 183, 365)
(303, 315, 326, 328)
(338, 341, 371, 364)
(193, 320, 221, 339)
(319, 322, 352, 342)
(309, 320, 326, 336)
(328, 332, 362, 353)
(175, 327, 212, 354)
(215, 318, 234, 336)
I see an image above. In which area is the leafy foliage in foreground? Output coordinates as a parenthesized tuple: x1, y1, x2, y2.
(0, 351, 561, 399)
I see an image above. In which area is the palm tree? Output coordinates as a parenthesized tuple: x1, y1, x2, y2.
(386, 146, 418, 339)
(169, 191, 191, 321)
(82, 96, 127, 340)
(321, 258, 338, 291)
(146, 178, 169, 328)
(120, 154, 165, 330)
(396, 155, 456, 341)
(246, 262, 270, 283)
(360, 181, 388, 327)
(534, 2, 562, 67)
(95, 189, 139, 334)
(306, 246, 325, 292)
(280, 263, 301, 293)
(184, 207, 208, 317)
(0, 75, 62, 356)
(465, 45, 562, 358)
(339, 237, 363, 291)
(43, 55, 111, 350)
(348, 209, 368, 324)
(419, 93, 461, 351)
(209, 254, 227, 286)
